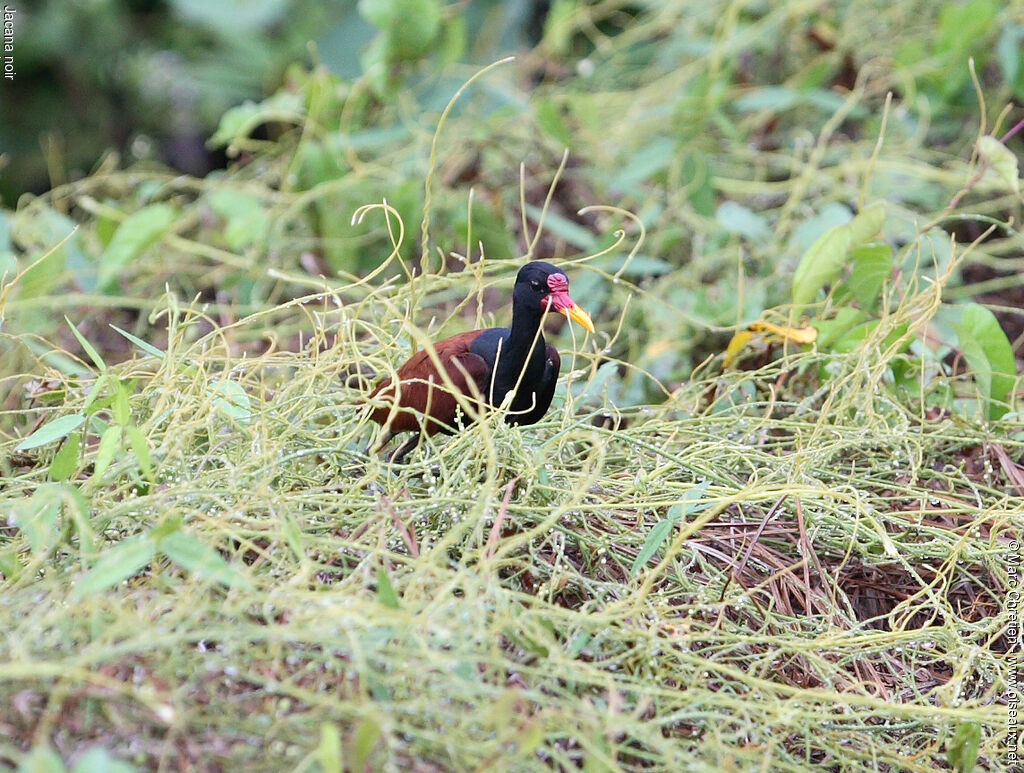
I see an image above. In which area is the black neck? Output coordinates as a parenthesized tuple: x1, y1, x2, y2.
(497, 305, 545, 385)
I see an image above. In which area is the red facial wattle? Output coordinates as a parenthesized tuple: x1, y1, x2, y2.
(545, 272, 595, 333)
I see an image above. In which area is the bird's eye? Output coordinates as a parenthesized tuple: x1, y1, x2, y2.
(530, 279, 544, 291)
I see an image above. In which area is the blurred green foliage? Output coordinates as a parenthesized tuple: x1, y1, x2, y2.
(1, 0, 1022, 419)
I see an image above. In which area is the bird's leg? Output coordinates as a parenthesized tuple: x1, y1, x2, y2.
(364, 430, 395, 457)
(386, 434, 421, 464)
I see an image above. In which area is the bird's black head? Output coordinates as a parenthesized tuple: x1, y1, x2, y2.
(512, 261, 594, 332)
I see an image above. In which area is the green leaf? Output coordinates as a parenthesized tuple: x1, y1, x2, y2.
(734, 86, 800, 113)
(359, 0, 441, 60)
(281, 512, 305, 562)
(848, 201, 886, 247)
(315, 723, 343, 773)
(170, 0, 287, 32)
(159, 531, 253, 589)
(71, 535, 157, 600)
(812, 307, 869, 350)
(946, 720, 981, 772)
(716, 201, 771, 241)
(617, 137, 677, 189)
(630, 518, 675, 576)
(16, 413, 87, 451)
(978, 135, 1020, 195)
(49, 431, 82, 481)
(523, 204, 597, 250)
(0, 547, 24, 581)
(543, 0, 576, 56)
(997, 25, 1024, 89)
(207, 191, 267, 251)
(211, 379, 252, 422)
(64, 316, 107, 371)
(845, 244, 893, 309)
(15, 485, 62, 556)
(536, 98, 571, 147)
(111, 380, 131, 425)
(98, 204, 175, 290)
(681, 151, 715, 217)
(92, 425, 123, 482)
(71, 747, 138, 773)
(376, 566, 400, 609)
(352, 718, 381, 771)
(109, 324, 166, 359)
(955, 303, 1017, 421)
(787, 203, 852, 255)
(631, 481, 712, 576)
(791, 224, 852, 306)
(18, 744, 68, 773)
(63, 485, 97, 557)
(437, 13, 466, 67)
(126, 425, 154, 482)
(208, 93, 305, 149)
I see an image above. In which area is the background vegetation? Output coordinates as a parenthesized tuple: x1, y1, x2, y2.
(1, 0, 1022, 770)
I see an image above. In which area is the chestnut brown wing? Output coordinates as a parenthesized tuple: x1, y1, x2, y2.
(368, 330, 492, 435)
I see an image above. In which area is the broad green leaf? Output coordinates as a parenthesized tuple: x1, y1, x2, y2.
(792, 224, 852, 306)
(524, 204, 597, 250)
(315, 723, 343, 773)
(717, 201, 772, 240)
(360, 0, 441, 60)
(812, 307, 869, 350)
(955, 303, 1017, 421)
(617, 137, 677, 188)
(49, 431, 82, 481)
(0, 547, 23, 581)
(18, 744, 68, 773)
(536, 98, 571, 147)
(997, 25, 1024, 88)
(845, 244, 893, 309)
(98, 204, 175, 289)
(0, 210, 16, 285)
(211, 379, 252, 422)
(159, 531, 253, 589)
(978, 135, 1020, 195)
(848, 201, 886, 246)
(71, 535, 157, 600)
(734, 86, 800, 113)
(208, 93, 305, 149)
(436, 12, 466, 66)
(92, 425, 123, 482)
(16, 413, 86, 451)
(946, 720, 981, 772)
(13, 210, 76, 300)
(787, 202, 852, 255)
(681, 151, 715, 216)
(207, 191, 267, 251)
(352, 718, 382, 771)
(169, 0, 286, 32)
(71, 747, 138, 773)
(15, 485, 62, 555)
(109, 324, 165, 359)
(376, 566, 400, 609)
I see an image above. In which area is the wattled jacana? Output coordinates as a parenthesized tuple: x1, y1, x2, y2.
(368, 261, 594, 462)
